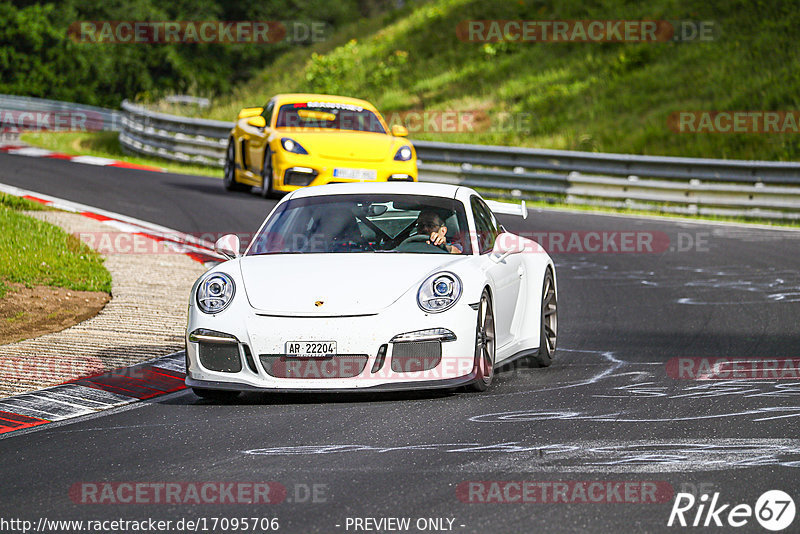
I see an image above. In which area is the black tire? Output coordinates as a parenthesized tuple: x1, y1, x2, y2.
(468, 288, 495, 392)
(223, 139, 249, 192)
(191, 387, 240, 401)
(260, 148, 276, 199)
(534, 269, 557, 367)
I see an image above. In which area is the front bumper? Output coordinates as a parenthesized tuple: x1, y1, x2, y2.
(186, 303, 478, 391)
(186, 369, 478, 393)
(271, 151, 417, 192)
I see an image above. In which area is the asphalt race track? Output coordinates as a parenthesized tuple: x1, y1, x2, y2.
(1, 152, 799, 533)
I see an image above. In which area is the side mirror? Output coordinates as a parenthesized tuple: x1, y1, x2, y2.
(247, 115, 267, 128)
(391, 124, 408, 137)
(215, 234, 241, 260)
(491, 232, 525, 263)
(237, 107, 263, 119)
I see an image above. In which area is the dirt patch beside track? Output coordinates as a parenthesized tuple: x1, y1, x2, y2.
(0, 283, 109, 345)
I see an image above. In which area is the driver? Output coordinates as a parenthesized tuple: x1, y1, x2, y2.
(398, 210, 462, 254)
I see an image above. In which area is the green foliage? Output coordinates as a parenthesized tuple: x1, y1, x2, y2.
(0, 193, 49, 211)
(304, 40, 409, 95)
(5, 0, 800, 160)
(205, 0, 800, 161)
(0, 0, 383, 107)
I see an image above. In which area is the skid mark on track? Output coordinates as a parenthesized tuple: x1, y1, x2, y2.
(491, 348, 625, 399)
(243, 439, 800, 472)
(557, 257, 800, 304)
(596, 380, 800, 400)
(468, 406, 800, 424)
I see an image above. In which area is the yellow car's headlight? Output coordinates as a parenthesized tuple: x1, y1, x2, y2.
(281, 137, 308, 155)
(394, 145, 413, 161)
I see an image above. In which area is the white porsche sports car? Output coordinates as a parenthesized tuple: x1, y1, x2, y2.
(185, 182, 557, 398)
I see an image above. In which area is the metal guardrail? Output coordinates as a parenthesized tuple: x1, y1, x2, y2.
(120, 100, 229, 167)
(412, 141, 800, 220)
(7, 96, 800, 220)
(0, 94, 121, 132)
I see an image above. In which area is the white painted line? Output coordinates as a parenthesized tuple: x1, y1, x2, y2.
(7, 147, 53, 157)
(0, 352, 187, 436)
(0, 395, 92, 420)
(70, 155, 117, 166)
(103, 219, 150, 233)
(151, 354, 186, 373)
(41, 384, 134, 408)
(0, 182, 221, 257)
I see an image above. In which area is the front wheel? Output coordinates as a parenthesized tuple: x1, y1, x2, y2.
(260, 148, 276, 199)
(223, 139, 249, 192)
(191, 387, 240, 401)
(468, 289, 495, 392)
(534, 269, 557, 367)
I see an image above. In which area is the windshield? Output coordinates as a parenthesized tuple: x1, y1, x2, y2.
(247, 194, 472, 255)
(276, 102, 386, 133)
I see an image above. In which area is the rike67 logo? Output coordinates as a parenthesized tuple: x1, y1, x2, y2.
(668, 490, 795, 531)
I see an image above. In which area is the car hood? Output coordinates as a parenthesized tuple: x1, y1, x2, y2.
(278, 131, 399, 162)
(239, 253, 465, 316)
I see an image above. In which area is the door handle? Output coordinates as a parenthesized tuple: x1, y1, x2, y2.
(517, 266, 524, 278)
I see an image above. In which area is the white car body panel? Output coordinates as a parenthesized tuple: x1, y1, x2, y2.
(186, 182, 556, 392)
(239, 254, 467, 316)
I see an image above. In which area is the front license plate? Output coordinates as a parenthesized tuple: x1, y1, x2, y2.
(285, 341, 337, 358)
(333, 168, 378, 181)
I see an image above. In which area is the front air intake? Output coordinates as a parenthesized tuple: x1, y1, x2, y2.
(198, 342, 242, 373)
(390, 341, 442, 373)
(283, 168, 317, 186)
(259, 355, 368, 378)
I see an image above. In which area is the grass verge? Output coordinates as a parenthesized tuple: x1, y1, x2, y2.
(0, 195, 112, 299)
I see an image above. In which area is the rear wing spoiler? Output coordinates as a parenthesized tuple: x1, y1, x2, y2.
(485, 199, 528, 219)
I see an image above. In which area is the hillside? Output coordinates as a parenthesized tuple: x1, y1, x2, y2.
(198, 0, 800, 161)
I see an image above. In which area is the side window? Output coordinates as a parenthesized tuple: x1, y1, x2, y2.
(471, 197, 499, 254)
(262, 100, 275, 126)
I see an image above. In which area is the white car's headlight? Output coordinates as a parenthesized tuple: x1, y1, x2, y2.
(196, 273, 235, 314)
(417, 272, 462, 313)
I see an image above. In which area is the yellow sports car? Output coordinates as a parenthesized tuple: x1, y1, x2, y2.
(223, 93, 417, 197)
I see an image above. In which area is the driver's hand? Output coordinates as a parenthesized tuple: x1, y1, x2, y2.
(429, 231, 446, 246)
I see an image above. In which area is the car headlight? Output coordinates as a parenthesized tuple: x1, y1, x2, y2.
(417, 272, 462, 313)
(281, 137, 308, 154)
(196, 273, 235, 314)
(394, 145, 413, 161)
